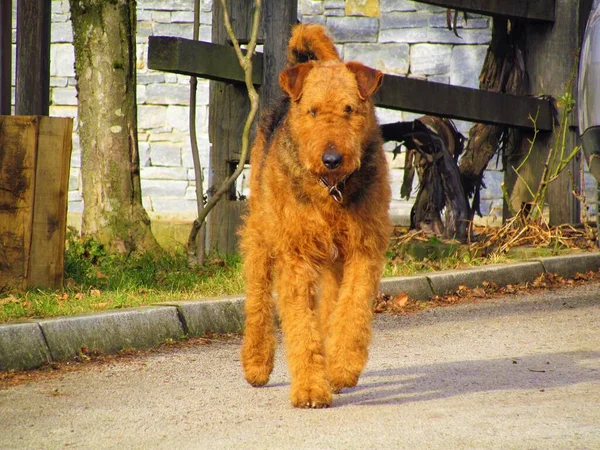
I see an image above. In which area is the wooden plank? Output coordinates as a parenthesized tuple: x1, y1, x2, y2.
(28, 117, 73, 288)
(148, 37, 262, 85)
(0, 116, 72, 289)
(414, 0, 555, 22)
(0, 116, 37, 290)
(373, 75, 554, 131)
(148, 36, 554, 131)
(15, 0, 50, 115)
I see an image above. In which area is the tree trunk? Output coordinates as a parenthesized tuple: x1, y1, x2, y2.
(70, 0, 159, 254)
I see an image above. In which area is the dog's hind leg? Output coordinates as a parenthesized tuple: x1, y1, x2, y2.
(276, 256, 332, 408)
(241, 235, 276, 387)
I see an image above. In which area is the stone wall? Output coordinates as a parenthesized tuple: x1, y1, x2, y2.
(11, 0, 593, 225)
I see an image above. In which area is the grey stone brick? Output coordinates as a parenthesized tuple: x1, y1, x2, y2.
(428, 74, 450, 84)
(154, 22, 194, 39)
(136, 22, 153, 42)
(165, 105, 190, 131)
(302, 15, 327, 25)
(152, 11, 171, 23)
(141, 179, 188, 197)
(182, 136, 211, 168)
(138, 142, 150, 167)
(51, 22, 73, 43)
(171, 11, 194, 23)
(415, 3, 445, 13)
(165, 73, 178, 83)
(327, 17, 378, 43)
(50, 77, 68, 87)
(68, 190, 82, 202)
(137, 9, 152, 21)
(410, 43, 451, 76)
(141, 167, 188, 180)
(381, 12, 429, 30)
(380, 0, 415, 13)
(138, 105, 167, 129)
(300, 0, 325, 15)
(199, 25, 212, 42)
(52, 13, 69, 23)
(138, 72, 166, 85)
(49, 105, 77, 121)
(480, 170, 503, 200)
(50, 44, 75, 77)
(381, 27, 491, 44)
(150, 142, 182, 166)
(375, 107, 404, 125)
(429, 13, 489, 29)
(137, 0, 191, 11)
(69, 168, 80, 190)
(68, 201, 83, 213)
(450, 45, 488, 89)
(345, 43, 409, 75)
(324, 8, 345, 17)
(324, 0, 345, 8)
(151, 198, 198, 213)
(51, 87, 77, 106)
(137, 85, 147, 104)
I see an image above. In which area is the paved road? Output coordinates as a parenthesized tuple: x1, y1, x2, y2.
(1, 284, 599, 449)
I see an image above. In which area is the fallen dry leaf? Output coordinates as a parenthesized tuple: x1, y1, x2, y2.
(92, 302, 108, 309)
(0, 295, 19, 306)
(90, 289, 101, 297)
(392, 293, 409, 308)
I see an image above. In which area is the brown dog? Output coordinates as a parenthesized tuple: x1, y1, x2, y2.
(239, 24, 392, 408)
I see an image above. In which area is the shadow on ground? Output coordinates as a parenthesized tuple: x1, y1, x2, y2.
(336, 350, 600, 407)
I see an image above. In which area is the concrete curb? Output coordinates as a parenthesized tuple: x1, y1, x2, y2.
(1, 252, 599, 372)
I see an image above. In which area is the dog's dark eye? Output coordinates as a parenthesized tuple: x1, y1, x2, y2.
(309, 108, 317, 117)
(344, 105, 353, 114)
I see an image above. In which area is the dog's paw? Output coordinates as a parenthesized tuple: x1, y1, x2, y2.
(241, 338, 275, 387)
(328, 368, 359, 393)
(243, 364, 271, 387)
(290, 383, 332, 408)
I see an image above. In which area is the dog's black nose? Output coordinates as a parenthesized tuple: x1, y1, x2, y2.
(322, 151, 343, 169)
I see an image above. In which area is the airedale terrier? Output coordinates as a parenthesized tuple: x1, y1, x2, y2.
(239, 24, 392, 408)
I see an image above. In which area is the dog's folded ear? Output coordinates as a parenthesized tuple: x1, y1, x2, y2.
(279, 62, 315, 102)
(345, 62, 383, 100)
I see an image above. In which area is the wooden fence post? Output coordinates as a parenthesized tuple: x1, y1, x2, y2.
(504, 0, 588, 224)
(208, 0, 297, 254)
(15, 0, 50, 116)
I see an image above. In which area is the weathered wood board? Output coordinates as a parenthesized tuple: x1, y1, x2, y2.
(0, 116, 73, 289)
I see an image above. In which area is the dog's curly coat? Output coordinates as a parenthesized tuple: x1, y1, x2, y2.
(239, 24, 392, 408)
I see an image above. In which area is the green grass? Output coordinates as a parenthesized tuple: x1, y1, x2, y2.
(0, 231, 555, 324)
(0, 232, 244, 323)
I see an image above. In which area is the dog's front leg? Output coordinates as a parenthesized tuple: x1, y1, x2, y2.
(326, 254, 384, 393)
(276, 258, 332, 408)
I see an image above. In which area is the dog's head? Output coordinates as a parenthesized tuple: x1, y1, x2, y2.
(280, 61, 383, 184)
